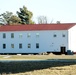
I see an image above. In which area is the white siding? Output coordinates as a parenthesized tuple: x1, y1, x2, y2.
(68, 25, 76, 52)
(0, 30, 68, 53)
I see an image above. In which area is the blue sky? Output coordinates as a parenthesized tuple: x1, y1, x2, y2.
(0, 0, 76, 23)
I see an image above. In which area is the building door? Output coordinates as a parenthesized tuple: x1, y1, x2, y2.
(60, 47, 66, 54)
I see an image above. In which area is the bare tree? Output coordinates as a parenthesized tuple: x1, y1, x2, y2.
(50, 18, 54, 23)
(37, 16, 47, 24)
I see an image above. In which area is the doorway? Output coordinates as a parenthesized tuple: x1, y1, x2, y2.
(60, 46, 66, 54)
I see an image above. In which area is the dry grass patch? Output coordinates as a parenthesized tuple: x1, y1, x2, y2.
(0, 54, 76, 60)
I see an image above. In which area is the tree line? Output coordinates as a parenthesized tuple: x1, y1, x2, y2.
(0, 6, 35, 25)
(0, 6, 59, 25)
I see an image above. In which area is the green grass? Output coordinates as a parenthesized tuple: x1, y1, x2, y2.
(0, 55, 76, 75)
(0, 61, 76, 75)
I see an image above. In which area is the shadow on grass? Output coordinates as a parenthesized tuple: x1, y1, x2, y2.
(0, 59, 76, 74)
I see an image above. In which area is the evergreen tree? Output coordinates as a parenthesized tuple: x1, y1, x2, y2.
(17, 6, 34, 24)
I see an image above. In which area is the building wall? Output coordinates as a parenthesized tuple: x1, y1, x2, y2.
(0, 30, 68, 53)
(68, 25, 76, 52)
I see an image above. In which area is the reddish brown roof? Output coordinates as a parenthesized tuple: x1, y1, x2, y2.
(0, 23, 75, 31)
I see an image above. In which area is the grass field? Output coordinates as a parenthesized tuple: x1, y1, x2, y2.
(0, 54, 76, 75)
(0, 54, 76, 60)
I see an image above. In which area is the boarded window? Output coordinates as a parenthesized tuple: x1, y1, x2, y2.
(19, 34, 22, 38)
(3, 44, 6, 49)
(28, 44, 31, 48)
(11, 44, 14, 48)
(19, 43, 22, 49)
(36, 43, 39, 48)
(53, 34, 57, 37)
(36, 33, 39, 37)
(27, 33, 31, 37)
(11, 33, 14, 38)
(62, 34, 65, 37)
(3, 33, 6, 38)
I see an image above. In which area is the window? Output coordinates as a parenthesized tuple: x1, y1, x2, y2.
(36, 43, 39, 48)
(3, 44, 6, 49)
(11, 44, 14, 48)
(19, 34, 22, 38)
(28, 44, 31, 48)
(11, 33, 14, 38)
(27, 33, 31, 37)
(3, 33, 6, 38)
(62, 34, 65, 37)
(19, 43, 22, 49)
(53, 34, 57, 37)
(36, 33, 39, 37)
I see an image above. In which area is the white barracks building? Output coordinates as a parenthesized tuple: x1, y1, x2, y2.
(0, 23, 76, 54)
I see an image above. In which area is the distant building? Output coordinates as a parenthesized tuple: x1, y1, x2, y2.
(0, 23, 76, 54)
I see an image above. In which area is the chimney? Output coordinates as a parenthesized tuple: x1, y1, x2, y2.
(56, 21, 60, 24)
